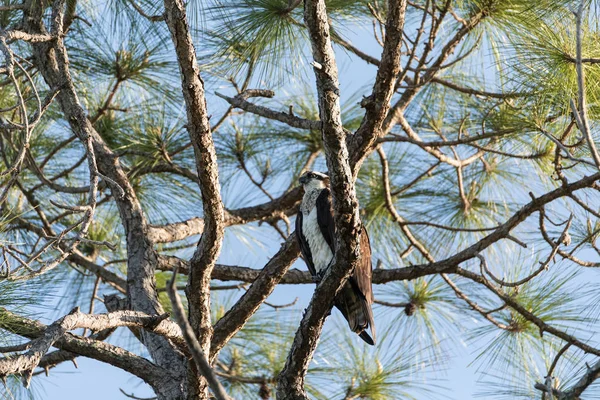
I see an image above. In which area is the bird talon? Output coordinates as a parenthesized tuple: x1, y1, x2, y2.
(312, 270, 326, 284)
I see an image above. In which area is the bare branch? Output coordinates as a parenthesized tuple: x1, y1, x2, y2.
(148, 187, 303, 243)
(350, 0, 407, 173)
(0, 4, 25, 11)
(560, 358, 600, 399)
(166, 269, 230, 400)
(0, 307, 181, 391)
(216, 91, 322, 131)
(210, 235, 300, 360)
(148, 217, 205, 243)
(164, 0, 226, 395)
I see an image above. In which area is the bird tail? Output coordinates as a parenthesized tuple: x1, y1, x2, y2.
(361, 292, 376, 345)
(359, 330, 375, 345)
(335, 281, 376, 345)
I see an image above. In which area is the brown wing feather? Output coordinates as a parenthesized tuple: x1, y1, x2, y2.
(354, 226, 374, 303)
(354, 225, 375, 343)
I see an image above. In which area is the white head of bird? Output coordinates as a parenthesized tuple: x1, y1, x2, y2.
(298, 171, 329, 191)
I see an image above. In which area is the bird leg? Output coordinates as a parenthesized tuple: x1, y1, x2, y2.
(313, 269, 327, 284)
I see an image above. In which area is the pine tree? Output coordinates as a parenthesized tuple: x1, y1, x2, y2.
(1, 0, 600, 399)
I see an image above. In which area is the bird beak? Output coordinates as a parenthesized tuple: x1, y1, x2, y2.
(299, 175, 308, 185)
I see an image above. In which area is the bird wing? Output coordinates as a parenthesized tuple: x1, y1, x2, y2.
(316, 189, 376, 343)
(353, 225, 376, 342)
(295, 210, 317, 277)
(353, 226, 374, 303)
(339, 227, 376, 344)
(316, 190, 373, 303)
(316, 189, 335, 253)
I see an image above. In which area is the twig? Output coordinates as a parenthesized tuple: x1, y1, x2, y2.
(457, 267, 600, 357)
(441, 273, 511, 330)
(477, 212, 569, 288)
(264, 297, 299, 309)
(538, 128, 595, 167)
(128, 0, 164, 22)
(373, 299, 409, 308)
(391, 161, 440, 196)
(119, 388, 157, 400)
(0, 342, 33, 353)
(548, 343, 571, 380)
(395, 114, 484, 168)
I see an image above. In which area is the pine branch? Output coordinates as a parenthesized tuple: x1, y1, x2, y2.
(215, 90, 322, 131)
(166, 269, 230, 400)
(22, 0, 185, 389)
(350, 0, 407, 173)
(164, 0, 226, 395)
(571, 0, 600, 169)
(0, 307, 177, 394)
(277, 0, 363, 397)
(210, 234, 300, 360)
(10, 216, 127, 291)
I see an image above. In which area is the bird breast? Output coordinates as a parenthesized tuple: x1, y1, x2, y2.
(302, 206, 333, 273)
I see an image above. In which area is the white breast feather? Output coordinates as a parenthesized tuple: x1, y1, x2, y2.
(302, 207, 333, 273)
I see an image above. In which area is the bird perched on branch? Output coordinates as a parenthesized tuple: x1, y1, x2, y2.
(296, 171, 376, 345)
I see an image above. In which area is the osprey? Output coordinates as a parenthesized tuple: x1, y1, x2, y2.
(296, 171, 376, 345)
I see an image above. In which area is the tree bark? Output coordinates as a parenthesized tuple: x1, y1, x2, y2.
(277, 0, 363, 397)
(22, 1, 186, 398)
(164, 0, 226, 397)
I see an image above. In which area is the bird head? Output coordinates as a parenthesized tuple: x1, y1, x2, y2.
(299, 171, 330, 190)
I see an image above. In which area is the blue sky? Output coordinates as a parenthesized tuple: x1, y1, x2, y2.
(29, 20, 482, 399)
(17, 4, 600, 399)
